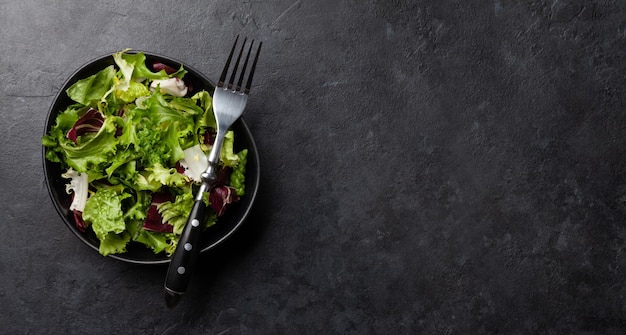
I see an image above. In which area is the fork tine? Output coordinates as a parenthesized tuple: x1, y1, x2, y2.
(236, 41, 254, 92)
(244, 41, 262, 94)
(219, 36, 262, 93)
(228, 37, 247, 90)
(218, 35, 239, 87)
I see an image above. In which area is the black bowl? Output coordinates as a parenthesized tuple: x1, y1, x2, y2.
(43, 51, 260, 264)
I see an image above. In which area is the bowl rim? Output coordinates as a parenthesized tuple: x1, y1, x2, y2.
(42, 50, 260, 265)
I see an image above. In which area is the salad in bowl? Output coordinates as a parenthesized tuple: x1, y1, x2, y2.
(42, 50, 259, 264)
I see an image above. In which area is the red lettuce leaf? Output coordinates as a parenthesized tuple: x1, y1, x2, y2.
(66, 108, 105, 143)
(209, 185, 239, 216)
(152, 62, 177, 75)
(73, 210, 86, 232)
(203, 128, 216, 146)
(152, 62, 193, 93)
(142, 192, 175, 233)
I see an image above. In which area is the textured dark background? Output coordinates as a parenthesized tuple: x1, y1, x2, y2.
(1, 0, 626, 334)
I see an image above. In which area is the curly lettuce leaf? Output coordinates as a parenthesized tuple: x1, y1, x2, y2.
(124, 192, 173, 254)
(156, 190, 194, 235)
(82, 187, 131, 256)
(99, 232, 131, 256)
(82, 187, 128, 238)
(230, 149, 248, 196)
(143, 163, 187, 188)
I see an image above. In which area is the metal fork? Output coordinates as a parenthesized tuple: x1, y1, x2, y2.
(164, 36, 262, 308)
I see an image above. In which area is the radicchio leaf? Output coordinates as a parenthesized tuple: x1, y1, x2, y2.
(216, 167, 232, 186)
(152, 62, 177, 75)
(142, 192, 174, 233)
(174, 162, 186, 175)
(73, 210, 86, 232)
(152, 62, 193, 93)
(203, 128, 216, 146)
(67, 108, 104, 143)
(209, 185, 239, 216)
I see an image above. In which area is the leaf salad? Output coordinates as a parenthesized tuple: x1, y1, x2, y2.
(42, 50, 248, 257)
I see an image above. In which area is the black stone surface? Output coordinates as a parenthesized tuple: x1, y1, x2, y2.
(1, 1, 625, 333)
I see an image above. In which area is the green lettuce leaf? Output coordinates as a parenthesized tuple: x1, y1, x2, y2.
(112, 50, 135, 92)
(135, 231, 170, 254)
(57, 116, 119, 172)
(220, 130, 240, 167)
(67, 65, 116, 106)
(119, 52, 186, 80)
(123, 190, 151, 222)
(143, 163, 187, 188)
(230, 149, 248, 196)
(191, 90, 216, 130)
(82, 187, 128, 239)
(169, 96, 204, 116)
(127, 219, 171, 255)
(164, 234, 178, 256)
(117, 80, 150, 103)
(42, 105, 86, 164)
(139, 90, 192, 126)
(99, 232, 131, 256)
(157, 190, 194, 235)
(82, 187, 131, 255)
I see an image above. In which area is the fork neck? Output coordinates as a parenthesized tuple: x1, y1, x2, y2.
(196, 127, 227, 200)
(207, 126, 227, 166)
